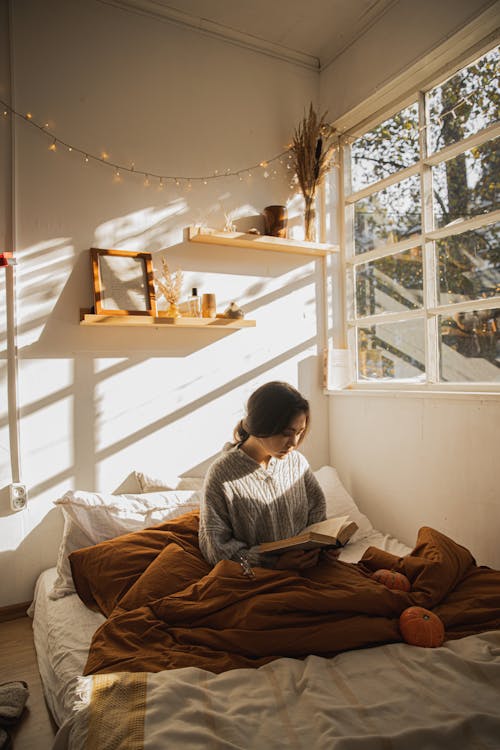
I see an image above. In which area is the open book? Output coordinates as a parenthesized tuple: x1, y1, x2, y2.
(257, 516, 358, 554)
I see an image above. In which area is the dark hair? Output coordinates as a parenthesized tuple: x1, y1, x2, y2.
(233, 381, 310, 444)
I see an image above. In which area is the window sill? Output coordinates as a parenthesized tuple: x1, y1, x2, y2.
(325, 385, 500, 400)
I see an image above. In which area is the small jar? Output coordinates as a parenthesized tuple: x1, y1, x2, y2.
(201, 293, 216, 318)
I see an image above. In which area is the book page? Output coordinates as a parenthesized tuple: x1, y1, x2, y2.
(302, 516, 350, 537)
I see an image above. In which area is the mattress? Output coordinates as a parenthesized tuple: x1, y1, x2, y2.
(29, 567, 105, 727)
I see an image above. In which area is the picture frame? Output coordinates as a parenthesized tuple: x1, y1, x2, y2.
(90, 248, 157, 316)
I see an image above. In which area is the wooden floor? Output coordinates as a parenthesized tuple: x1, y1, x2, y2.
(0, 617, 57, 749)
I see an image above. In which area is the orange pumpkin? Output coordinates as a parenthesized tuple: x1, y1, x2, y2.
(399, 606, 445, 647)
(372, 569, 411, 592)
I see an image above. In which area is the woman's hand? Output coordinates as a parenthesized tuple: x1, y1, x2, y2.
(275, 549, 321, 570)
(321, 547, 341, 563)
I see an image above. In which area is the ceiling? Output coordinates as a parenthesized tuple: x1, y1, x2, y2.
(101, 0, 398, 70)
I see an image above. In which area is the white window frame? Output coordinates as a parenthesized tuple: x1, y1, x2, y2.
(335, 43, 500, 395)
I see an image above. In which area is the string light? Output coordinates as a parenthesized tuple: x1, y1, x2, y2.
(0, 97, 292, 189)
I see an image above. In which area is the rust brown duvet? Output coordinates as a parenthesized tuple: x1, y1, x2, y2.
(67, 511, 500, 676)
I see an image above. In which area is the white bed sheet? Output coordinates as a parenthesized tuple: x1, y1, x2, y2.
(30, 528, 409, 728)
(29, 567, 105, 727)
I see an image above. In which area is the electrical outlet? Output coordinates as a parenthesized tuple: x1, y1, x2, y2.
(9, 483, 27, 511)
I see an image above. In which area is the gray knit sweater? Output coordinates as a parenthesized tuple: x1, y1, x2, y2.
(198, 445, 326, 567)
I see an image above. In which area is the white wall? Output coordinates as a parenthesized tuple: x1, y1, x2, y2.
(321, 0, 500, 569)
(320, 0, 498, 123)
(329, 394, 500, 569)
(0, 0, 327, 606)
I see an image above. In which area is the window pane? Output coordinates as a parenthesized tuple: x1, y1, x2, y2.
(427, 46, 499, 154)
(351, 104, 420, 192)
(440, 307, 499, 382)
(355, 247, 423, 317)
(433, 137, 500, 227)
(438, 223, 500, 304)
(354, 175, 421, 254)
(357, 320, 425, 381)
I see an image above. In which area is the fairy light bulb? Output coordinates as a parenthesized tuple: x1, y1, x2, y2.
(101, 151, 109, 160)
(260, 160, 268, 168)
(159, 177, 164, 189)
(48, 139, 57, 152)
(26, 112, 32, 119)
(144, 174, 150, 187)
(84, 154, 89, 163)
(175, 178, 180, 187)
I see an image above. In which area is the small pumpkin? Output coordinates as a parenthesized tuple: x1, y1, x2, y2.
(399, 606, 445, 648)
(372, 569, 411, 592)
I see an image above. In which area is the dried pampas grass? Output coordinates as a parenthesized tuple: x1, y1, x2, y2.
(290, 104, 337, 240)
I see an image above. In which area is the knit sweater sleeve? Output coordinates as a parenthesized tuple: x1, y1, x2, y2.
(198, 462, 270, 568)
(304, 465, 327, 525)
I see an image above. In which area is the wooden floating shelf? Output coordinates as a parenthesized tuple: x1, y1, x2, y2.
(80, 312, 256, 329)
(187, 226, 338, 257)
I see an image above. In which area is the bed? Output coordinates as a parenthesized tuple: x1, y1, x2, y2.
(28, 466, 500, 750)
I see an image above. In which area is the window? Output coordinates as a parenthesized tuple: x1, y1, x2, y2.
(341, 45, 499, 387)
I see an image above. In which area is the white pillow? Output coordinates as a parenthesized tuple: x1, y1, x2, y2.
(313, 466, 373, 538)
(50, 489, 201, 599)
(136, 471, 204, 492)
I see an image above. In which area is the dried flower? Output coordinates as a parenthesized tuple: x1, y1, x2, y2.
(289, 104, 337, 240)
(155, 257, 183, 305)
(290, 103, 336, 200)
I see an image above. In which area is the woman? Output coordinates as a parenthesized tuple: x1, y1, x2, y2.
(199, 381, 327, 572)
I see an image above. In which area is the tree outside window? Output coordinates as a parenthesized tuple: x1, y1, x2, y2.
(343, 45, 499, 385)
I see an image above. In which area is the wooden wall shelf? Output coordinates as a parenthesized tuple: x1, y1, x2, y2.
(80, 312, 255, 329)
(187, 226, 337, 257)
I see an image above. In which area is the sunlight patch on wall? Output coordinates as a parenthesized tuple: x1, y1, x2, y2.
(93, 202, 188, 251)
(16, 239, 75, 349)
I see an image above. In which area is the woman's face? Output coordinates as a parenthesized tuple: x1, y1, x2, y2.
(257, 411, 308, 459)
